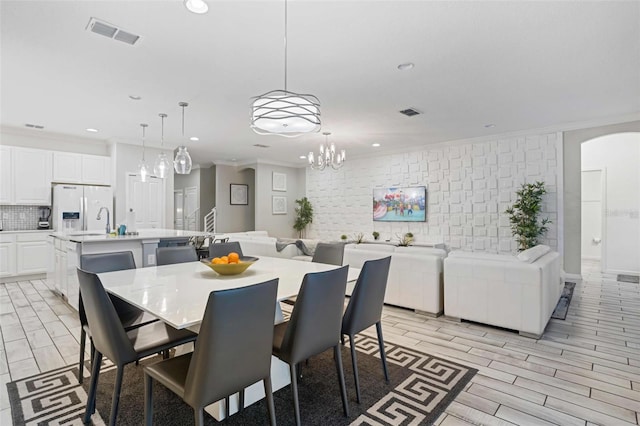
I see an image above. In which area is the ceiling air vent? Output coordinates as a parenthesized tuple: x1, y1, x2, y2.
(86, 17, 140, 45)
(399, 108, 422, 117)
(25, 123, 44, 129)
(253, 144, 270, 148)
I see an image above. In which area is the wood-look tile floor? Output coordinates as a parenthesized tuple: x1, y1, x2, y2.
(1, 259, 638, 425)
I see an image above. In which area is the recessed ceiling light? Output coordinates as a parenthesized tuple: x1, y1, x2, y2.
(86, 128, 99, 133)
(128, 95, 141, 101)
(484, 124, 496, 128)
(372, 143, 381, 147)
(184, 0, 208, 14)
(190, 136, 199, 141)
(299, 155, 307, 159)
(397, 62, 414, 71)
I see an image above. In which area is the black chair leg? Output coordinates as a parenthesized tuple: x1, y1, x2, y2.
(83, 350, 102, 423)
(195, 408, 205, 426)
(162, 349, 169, 360)
(263, 376, 276, 426)
(348, 334, 361, 403)
(225, 396, 230, 418)
(290, 363, 301, 426)
(78, 328, 86, 383)
(376, 322, 389, 382)
(144, 373, 153, 426)
(109, 366, 124, 426)
(239, 390, 245, 412)
(340, 334, 345, 345)
(334, 345, 350, 417)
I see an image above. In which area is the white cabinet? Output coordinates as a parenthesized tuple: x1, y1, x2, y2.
(0, 146, 52, 205)
(53, 152, 110, 185)
(13, 148, 52, 205)
(82, 155, 111, 185)
(0, 146, 13, 204)
(126, 174, 165, 229)
(16, 233, 49, 275)
(52, 152, 82, 184)
(0, 234, 16, 277)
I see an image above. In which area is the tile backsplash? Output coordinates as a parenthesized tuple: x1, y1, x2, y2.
(0, 205, 51, 231)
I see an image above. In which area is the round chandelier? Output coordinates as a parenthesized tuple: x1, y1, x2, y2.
(251, 0, 320, 137)
(308, 132, 345, 171)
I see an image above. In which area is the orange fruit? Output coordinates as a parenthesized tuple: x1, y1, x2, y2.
(228, 252, 240, 263)
(220, 256, 229, 264)
(211, 257, 221, 264)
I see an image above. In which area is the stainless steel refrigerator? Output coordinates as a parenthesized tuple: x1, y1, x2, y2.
(52, 184, 113, 233)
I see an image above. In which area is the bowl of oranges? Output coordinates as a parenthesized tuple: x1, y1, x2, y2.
(200, 252, 259, 276)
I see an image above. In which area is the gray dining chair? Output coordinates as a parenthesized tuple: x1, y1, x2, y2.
(341, 256, 392, 403)
(311, 242, 345, 266)
(208, 241, 244, 259)
(156, 245, 198, 265)
(78, 251, 158, 383)
(77, 268, 197, 426)
(272, 266, 350, 426)
(144, 279, 279, 426)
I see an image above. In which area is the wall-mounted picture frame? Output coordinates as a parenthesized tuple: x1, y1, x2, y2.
(272, 172, 287, 192)
(272, 196, 287, 214)
(230, 184, 248, 205)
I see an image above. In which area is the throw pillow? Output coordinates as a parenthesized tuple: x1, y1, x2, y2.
(517, 245, 551, 263)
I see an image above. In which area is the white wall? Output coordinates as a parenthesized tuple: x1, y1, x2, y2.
(582, 133, 640, 274)
(215, 164, 254, 232)
(306, 132, 561, 253)
(254, 163, 306, 238)
(111, 143, 175, 228)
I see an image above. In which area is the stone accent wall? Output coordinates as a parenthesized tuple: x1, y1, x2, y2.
(306, 132, 560, 253)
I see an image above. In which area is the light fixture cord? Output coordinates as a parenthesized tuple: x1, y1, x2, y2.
(284, 0, 287, 91)
(181, 105, 185, 137)
(161, 115, 165, 147)
(141, 124, 146, 161)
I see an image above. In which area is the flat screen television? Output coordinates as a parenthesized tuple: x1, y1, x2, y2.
(373, 186, 427, 222)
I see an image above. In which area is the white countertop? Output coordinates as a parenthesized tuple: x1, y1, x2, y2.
(0, 229, 53, 234)
(98, 257, 360, 330)
(50, 228, 213, 243)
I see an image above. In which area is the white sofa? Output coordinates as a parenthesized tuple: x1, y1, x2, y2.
(342, 243, 447, 316)
(220, 232, 302, 259)
(443, 247, 562, 338)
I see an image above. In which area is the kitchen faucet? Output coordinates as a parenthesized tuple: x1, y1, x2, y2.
(97, 207, 110, 234)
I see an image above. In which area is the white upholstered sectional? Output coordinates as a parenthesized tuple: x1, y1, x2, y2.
(221, 232, 303, 258)
(342, 243, 447, 315)
(443, 248, 562, 338)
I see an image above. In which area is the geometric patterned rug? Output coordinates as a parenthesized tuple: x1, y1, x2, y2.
(8, 335, 477, 425)
(551, 281, 576, 320)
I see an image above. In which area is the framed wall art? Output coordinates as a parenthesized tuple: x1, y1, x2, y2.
(230, 184, 248, 205)
(272, 172, 287, 191)
(272, 196, 287, 214)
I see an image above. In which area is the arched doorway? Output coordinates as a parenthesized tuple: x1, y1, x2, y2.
(563, 120, 640, 279)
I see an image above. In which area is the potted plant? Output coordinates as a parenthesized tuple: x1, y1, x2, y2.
(354, 232, 365, 244)
(293, 197, 314, 238)
(372, 231, 380, 240)
(340, 234, 348, 242)
(396, 233, 413, 247)
(505, 181, 551, 251)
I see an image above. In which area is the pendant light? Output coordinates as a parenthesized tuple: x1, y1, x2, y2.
(250, 0, 320, 137)
(153, 113, 172, 178)
(308, 132, 345, 171)
(174, 102, 193, 174)
(138, 123, 149, 182)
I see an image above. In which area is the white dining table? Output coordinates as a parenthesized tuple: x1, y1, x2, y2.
(97, 256, 360, 330)
(96, 256, 360, 420)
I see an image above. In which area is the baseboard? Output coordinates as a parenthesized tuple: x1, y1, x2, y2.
(603, 268, 640, 276)
(0, 273, 46, 284)
(563, 272, 583, 283)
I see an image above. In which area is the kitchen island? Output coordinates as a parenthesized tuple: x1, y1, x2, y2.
(49, 229, 213, 310)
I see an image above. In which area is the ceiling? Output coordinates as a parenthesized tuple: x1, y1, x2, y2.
(2, 1, 639, 167)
